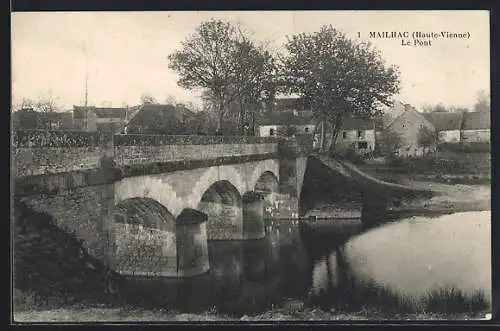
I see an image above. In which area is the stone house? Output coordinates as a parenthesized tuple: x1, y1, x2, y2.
(333, 117, 376, 155)
(262, 95, 313, 117)
(256, 112, 315, 137)
(378, 101, 436, 158)
(422, 112, 462, 143)
(460, 111, 490, 143)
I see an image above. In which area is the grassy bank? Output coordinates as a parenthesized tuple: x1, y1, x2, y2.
(13, 301, 490, 322)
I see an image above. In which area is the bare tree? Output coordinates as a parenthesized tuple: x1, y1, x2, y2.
(417, 126, 438, 156)
(165, 95, 177, 106)
(474, 90, 490, 113)
(168, 19, 276, 134)
(13, 98, 36, 111)
(140, 94, 159, 105)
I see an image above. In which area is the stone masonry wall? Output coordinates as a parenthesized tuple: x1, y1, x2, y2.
(19, 184, 115, 264)
(115, 143, 276, 166)
(14, 131, 113, 177)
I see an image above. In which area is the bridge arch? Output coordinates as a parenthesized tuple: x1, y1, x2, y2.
(190, 166, 246, 210)
(253, 171, 281, 218)
(113, 197, 209, 278)
(254, 171, 280, 194)
(197, 180, 244, 240)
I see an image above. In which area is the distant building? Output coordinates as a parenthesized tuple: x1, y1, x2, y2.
(263, 96, 313, 117)
(423, 112, 462, 143)
(13, 109, 74, 131)
(256, 112, 315, 137)
(378, 101, 435, 158)
(460, 111, 490, 143)
(333, 117, 376, 155)
(73, 106, 129, 132)
(124, 104, 195, 135)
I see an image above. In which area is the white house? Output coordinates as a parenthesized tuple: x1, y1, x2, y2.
(73, 106, 128, 132)
(461, 111, 490, 143)
(333, 117, 376, 155)
(423, 112, 462, 143)
(256, 112, 315, 137)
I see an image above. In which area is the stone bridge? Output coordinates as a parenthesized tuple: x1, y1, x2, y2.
(13, 131, 310, 278)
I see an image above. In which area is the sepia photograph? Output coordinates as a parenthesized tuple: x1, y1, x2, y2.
(11, 10, 491, 322)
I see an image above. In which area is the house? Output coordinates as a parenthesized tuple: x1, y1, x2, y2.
(12, 108, 74, 131)
(124, 104, 195, 135)
(422, 112, 463, 143)
(333, 117, 376, 155)
(263, 95, 313, 117)
(460, 111, 490, 143)
(73, 106, 129, 132)
(256, 112, 315, 137)
(378, 101, 436, 158)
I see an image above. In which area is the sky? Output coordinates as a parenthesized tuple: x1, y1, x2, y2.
(11, 11, 490, 111)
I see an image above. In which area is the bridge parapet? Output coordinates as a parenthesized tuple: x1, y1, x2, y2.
(13, 131, 281, 179)
(13, 130, 113, 177)
(114, 134, 278, 167)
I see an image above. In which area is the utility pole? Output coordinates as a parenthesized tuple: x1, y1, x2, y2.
(83, 41, 89, 131)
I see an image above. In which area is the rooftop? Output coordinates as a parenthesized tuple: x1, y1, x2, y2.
(423, 112, 463, 131)
(461, 111, 490, 130)
(73, 106, 128, 119)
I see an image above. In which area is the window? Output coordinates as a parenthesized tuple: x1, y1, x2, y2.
(269, 128, 275, 136)
(342, 131, 347, 139)
(304, 127, 309, 133)
(358, 141, 368, 149)
(357, 130, 364, 139)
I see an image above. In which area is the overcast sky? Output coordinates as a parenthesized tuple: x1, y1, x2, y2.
(12, 11, 490, 111)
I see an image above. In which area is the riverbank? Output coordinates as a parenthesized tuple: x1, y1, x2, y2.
(354, 163, 491, 213)
(393, 179, 490, 213)
(13, 302, 491, 322)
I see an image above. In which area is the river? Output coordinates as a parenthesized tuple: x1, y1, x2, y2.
(118, 209, 491, 316)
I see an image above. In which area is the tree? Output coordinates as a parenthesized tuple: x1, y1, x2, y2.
(422, 103, 447, 113)
(12, 95, 61, 130)
(280, 26, 400, 153)
(168, 19, 277, 134)
(474, 90, 490, 113)
(417, 126, 438, 156)
(165, 95, 177, 106)
(13, 98, 35, 111)
(140, 94, 158, 105)
(379, 128, 403, 160)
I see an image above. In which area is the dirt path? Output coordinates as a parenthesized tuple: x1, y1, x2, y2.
(397, 179, 491, 212)
(13, 306, 490, 322)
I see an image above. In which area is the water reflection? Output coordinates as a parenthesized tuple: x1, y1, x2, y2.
(121, 210, 490, 315)
(121, 220, 311, 314)
(310, 210, 492, 312)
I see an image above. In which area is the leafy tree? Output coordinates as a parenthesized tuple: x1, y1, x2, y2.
(417, 126, 438, 155)
(168, 19, 276, 134)
(474, 90, 490, 113)
(280, 26, 400, 153)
